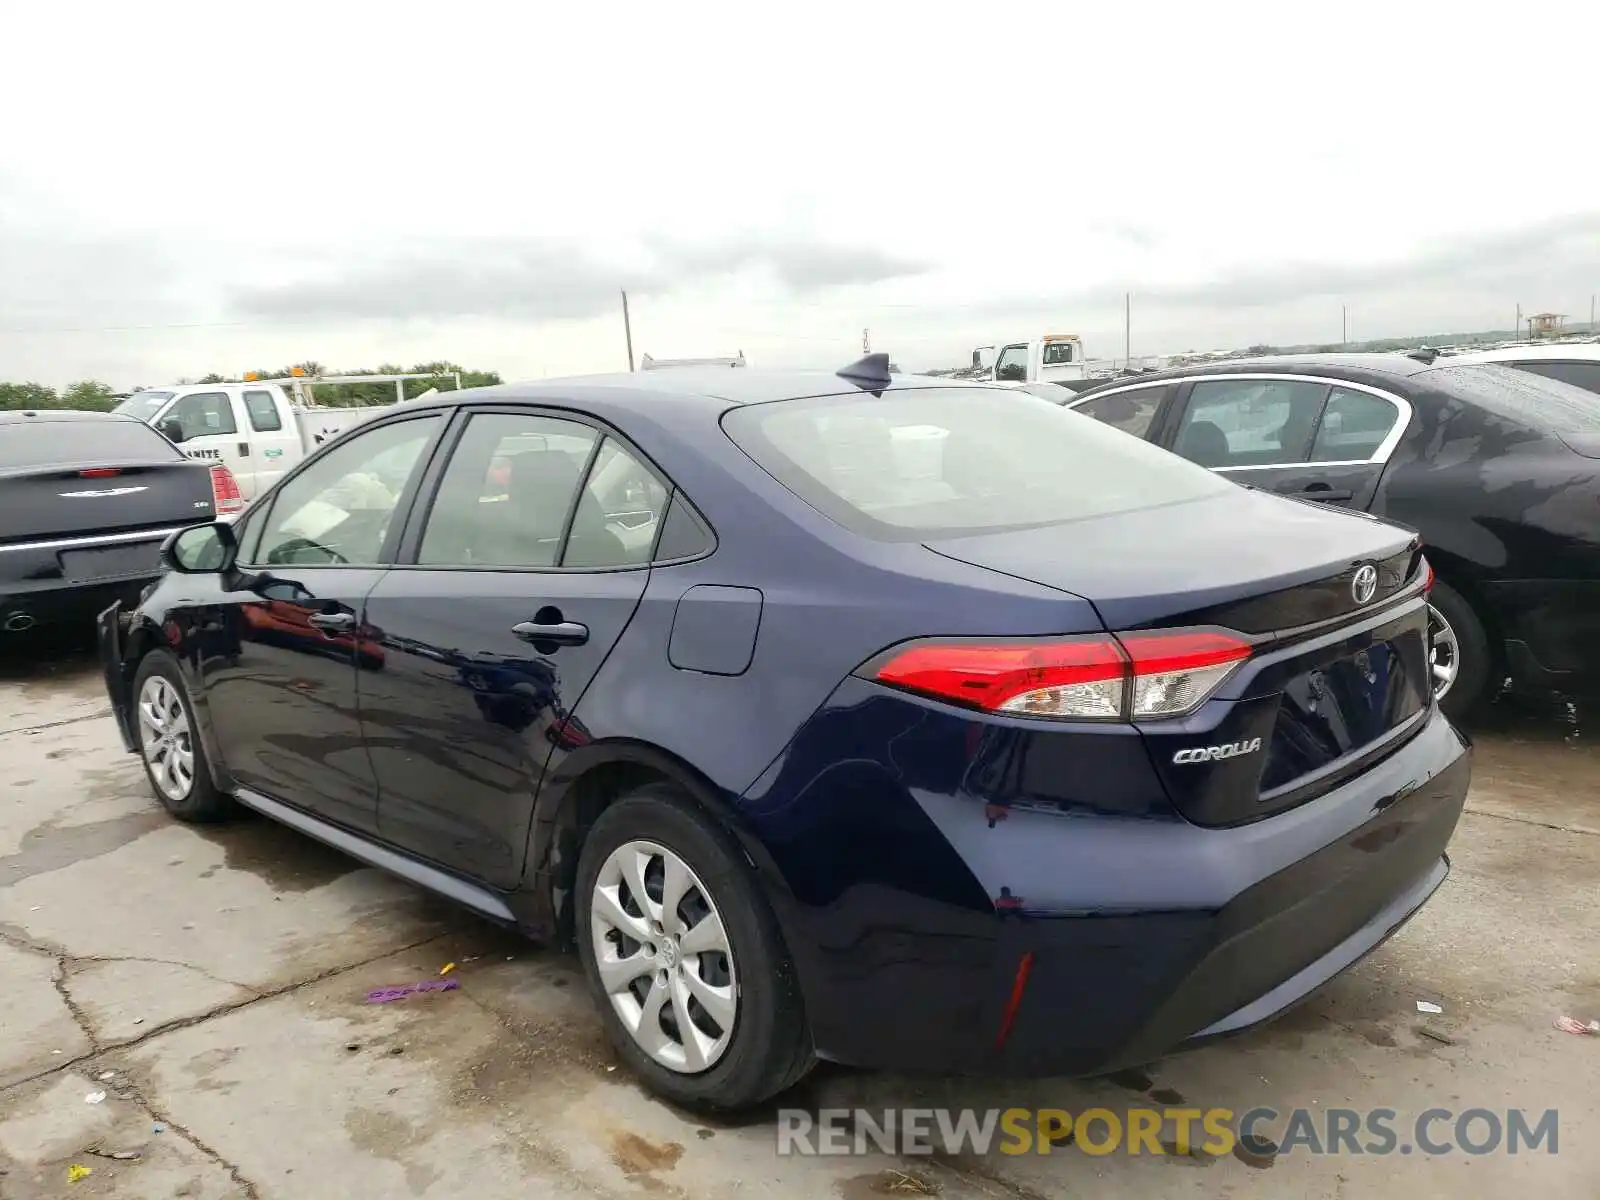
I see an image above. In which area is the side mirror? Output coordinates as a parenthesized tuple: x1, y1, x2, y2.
(159, 418, 187, 444)
(161, 522, 238, 575)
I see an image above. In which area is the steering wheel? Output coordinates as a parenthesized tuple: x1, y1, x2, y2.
(268, 536, 349, 566)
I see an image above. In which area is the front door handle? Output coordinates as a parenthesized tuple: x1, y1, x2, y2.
(512, 620, 589, 646)
(308, 611, 357, 633)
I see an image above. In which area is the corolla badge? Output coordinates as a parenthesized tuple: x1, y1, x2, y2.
(1173, 737, 1263, 764)
(58, 486, 148, 498)
(1351, 563, 1379, 605)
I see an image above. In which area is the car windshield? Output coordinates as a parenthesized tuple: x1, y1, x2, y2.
(0, 419, 182, 469)
(722, 386, 1233, 541)
(1419, 364, 1599, 437)
(113, 390, 176, 421)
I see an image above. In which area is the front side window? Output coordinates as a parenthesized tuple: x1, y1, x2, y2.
(722, 386, 1232, 541)
(1172, 379, 1329, 468)
(994, 345, 1029, 382)
(1074, 385, 1167, 440)
(163, 391, 237, 439)
(418, 414, 598, 568)
(252, 417, 439, 566)
(243, 390, 283, 432)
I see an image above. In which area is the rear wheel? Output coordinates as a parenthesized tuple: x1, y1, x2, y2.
(1429, 580, 1493, 721)
(132, 651, 236, 822)
(575, 782, 813, 1110)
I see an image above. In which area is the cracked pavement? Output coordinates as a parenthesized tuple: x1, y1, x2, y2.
(1, 632, 1597, 1199)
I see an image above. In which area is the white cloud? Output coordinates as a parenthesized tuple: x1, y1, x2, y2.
(2, 0, 1596, 386)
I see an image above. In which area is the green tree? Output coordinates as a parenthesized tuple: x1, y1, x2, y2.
(61, 380, 118, 411)
(0, 382, 59, 410)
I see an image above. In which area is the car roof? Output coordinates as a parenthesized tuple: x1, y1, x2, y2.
(1441, 343, 1600, 365)
(1081, 353, 1442, 393)
(392, 369, 996, 421)
(0, 408, 145, 425)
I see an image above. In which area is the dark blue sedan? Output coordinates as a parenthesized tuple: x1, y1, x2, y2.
(97, 356, 1471, 1109)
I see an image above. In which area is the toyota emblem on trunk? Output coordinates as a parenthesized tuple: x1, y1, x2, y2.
(1352, 564, 1379, 605)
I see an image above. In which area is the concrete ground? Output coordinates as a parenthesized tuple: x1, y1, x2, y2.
(1, 631, 1596, 1200)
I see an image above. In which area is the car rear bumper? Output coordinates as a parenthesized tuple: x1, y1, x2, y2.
(1, 575, 158, 630)
(1485, 579, 1600, 695)
(754, 689, 1470, 1078)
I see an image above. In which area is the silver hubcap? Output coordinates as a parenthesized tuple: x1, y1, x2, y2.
(589, 840, 738, 1074)
(137, 676, 195, 802)
(1428, 603, 1459, 700)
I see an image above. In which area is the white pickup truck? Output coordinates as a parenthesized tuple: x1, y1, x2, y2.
(968, 334, 1165, 391)
(112, 383, 383, 501)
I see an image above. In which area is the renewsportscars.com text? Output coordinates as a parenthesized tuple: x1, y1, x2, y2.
(776, 1106, 1559, 1158)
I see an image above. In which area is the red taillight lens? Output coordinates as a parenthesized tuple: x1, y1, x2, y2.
(1118, 630, 1253, 719)
(867, 629, 1252, 722)
(79, 468, 122, 478)
(209, 465, 245, 514)
(872, 637, 1126, 719)
(1421, 556, 1435, 594)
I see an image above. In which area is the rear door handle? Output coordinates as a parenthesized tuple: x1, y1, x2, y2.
(512, 620, 589, 646)
(1290, 484, 1353, 502)
(308, 611, 357, 632)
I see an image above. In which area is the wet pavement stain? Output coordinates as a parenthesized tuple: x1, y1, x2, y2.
(345, 1107, 441, 1195)
(610, 1130, 684, 1183)
(0, 810, 168, 888)
(186, 818, 359, 892)
(837, 1169, 940, 1197)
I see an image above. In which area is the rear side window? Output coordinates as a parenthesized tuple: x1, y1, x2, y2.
(243, 390, 283, 432)
(721, 387, 1232, 541)
(0, 420, 182, 469)
(419, 413, 597, 567)
(1074, 385, 1167, 440)
(1503, 359, 1600, 396)
(1173, 379, 1329, 468)
(1309, 387, 1400, 462)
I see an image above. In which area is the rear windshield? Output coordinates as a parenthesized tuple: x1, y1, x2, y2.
(113, 390, 176, 421)
(1419, 364, 1600, 438)
(721, 386, 1233, 540)
(0, 420, 183, 470)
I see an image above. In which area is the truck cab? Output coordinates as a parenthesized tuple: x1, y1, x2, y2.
(972, 334, 1091, 385)
(114, 384, 300, 500)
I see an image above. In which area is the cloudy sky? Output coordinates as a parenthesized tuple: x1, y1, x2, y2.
(3, 2, 1597, 389)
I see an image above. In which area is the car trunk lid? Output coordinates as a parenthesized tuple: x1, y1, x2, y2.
(925, 488, 1431, 825)
(0, 461, 215, 546)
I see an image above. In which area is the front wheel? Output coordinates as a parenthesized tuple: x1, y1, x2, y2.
(131, 651, 236, 822)
(1428, 580, 1493, 722)
(575, 783, 813, 1110)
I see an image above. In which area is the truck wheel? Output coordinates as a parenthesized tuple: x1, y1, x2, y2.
(1429, 581, 1493, 722)
(132, 651, 236, 822)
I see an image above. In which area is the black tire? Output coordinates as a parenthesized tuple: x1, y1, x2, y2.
(130, 650, 237, 822)
(574, 782, 813, 1110)
(1430, 579, 1494, 722)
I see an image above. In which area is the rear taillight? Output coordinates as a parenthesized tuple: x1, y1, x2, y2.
(209, 465, 245, 514)
(867, 629, 1251, 722)
(1421, 556, 1435, 594)
(79, 468, 123, 478)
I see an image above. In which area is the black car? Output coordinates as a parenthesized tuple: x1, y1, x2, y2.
(1063, 354, 1600, 717)
(0, 410, 242, 634)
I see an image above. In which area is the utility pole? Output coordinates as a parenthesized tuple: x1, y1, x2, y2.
(621, 290, 635, 372)
(1515, 303, 1522, 339)
(862, 328, 871, 355)
(1342, 304, 1348, 347)
(1590, 294, 1595, 333)
(1124, 293, 1131, 364)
